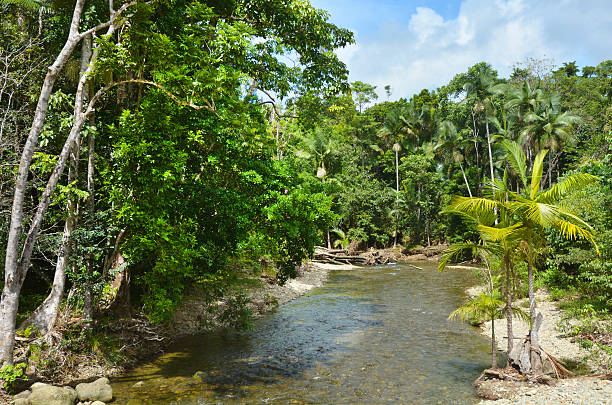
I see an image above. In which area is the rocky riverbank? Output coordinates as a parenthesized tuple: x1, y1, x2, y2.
(472, 289, 612, 404)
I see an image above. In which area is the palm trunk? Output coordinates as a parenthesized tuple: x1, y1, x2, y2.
(485, 114, 495, 183)
(527, 261, 538, 349)
(491, 314, 496, 369)
(394, 149, 399, 248)
(504, 254, 514, 365)
(471, 109, 480, 191)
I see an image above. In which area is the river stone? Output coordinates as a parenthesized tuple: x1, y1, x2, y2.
(28, 383, 77, 405)
(29, 382, 48, 391)
(14, 389, 31, 399)
(14, 399, 29, 405)
(91, 401, 105, 405)
(75, 377, 113, 402)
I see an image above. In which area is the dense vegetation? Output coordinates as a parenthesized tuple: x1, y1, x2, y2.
(0, 0, 610, 379)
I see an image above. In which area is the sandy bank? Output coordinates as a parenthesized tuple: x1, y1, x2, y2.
(473, 290, 611, 404)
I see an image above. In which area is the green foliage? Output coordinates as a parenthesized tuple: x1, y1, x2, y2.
(218, 293, 254, 331)
(265, 188, 335, 282)
(0, 362, 27, 392)
(4, 0, 612, 346)
(544, 157, 612, 311)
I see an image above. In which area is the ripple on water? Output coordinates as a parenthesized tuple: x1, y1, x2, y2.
(113, 262, 490, 404)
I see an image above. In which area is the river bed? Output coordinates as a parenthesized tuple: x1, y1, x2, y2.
(112, 262, 490, 404)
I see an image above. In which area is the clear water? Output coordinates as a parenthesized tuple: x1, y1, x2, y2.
(112, 262, 490, 404)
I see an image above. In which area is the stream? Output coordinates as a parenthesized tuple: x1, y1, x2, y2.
(112, 262, 490, 404)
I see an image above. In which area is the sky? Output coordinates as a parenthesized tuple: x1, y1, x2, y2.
(309, 0, 612, 100)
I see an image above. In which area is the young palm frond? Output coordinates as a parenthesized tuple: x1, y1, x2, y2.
(331, 228, 349, 249)
(530, 149, 547, 199)
(448, 292, 503, 323)
(501, 140, 528, 188)
(444, 196, 500, 225)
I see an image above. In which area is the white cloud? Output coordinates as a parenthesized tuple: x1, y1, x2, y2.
(335, 0, 612, 100)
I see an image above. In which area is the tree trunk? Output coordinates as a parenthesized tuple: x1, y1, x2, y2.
(459, 162, 472, 197)
(504, 255, 514, 365)
(0, 0, 88, 365)
(527, 261, 537, 349)
(83, 46, 96, 322)
(20, 34, 92, 335)
(491, 314, 497, 369)
(485, 114, 495, 183)
(471, 109, 480, 191)
(394, 149, 399, 248)
(0, 0, 132, 363)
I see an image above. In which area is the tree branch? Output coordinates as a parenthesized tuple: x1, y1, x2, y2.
(87, 79, 219, 117)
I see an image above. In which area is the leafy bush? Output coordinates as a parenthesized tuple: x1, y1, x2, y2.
(0, 362, 27, 392)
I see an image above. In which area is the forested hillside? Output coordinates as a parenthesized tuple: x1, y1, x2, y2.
(0, 0, 610, 385)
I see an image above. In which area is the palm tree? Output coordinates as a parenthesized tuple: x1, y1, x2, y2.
(520, 108, 581, 187)
(501, 141, 599, 346)
(378, 106, 415, 150)
(392, 142, 401, 247)
(449, 290, 527, 369)
(503, 81, 545, 122)
(464, 67, 499, 185)
(441, 141, 598, 373)
(295, 127, 335, 180)
(332, 228, 349, 249)
(442, 194, 523, 362)
(435, 121, 472, 197)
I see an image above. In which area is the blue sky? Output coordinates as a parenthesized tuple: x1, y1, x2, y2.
(309, 0, 612, 100)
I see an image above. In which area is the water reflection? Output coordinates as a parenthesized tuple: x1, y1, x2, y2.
(113, 263, 489, 404)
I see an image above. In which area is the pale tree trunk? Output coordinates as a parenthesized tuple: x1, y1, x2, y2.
(0, 0, 131, 364)
(19, 35, 92, 334)
(20, 138, 81, 334)
(485, 114, 495, 183)
(0, 0, 89, 365)
(471, 109, 480, 190)
(459, 162, 472, 197)
(83, 76, 96, 323)
(527, 260, 539, 352)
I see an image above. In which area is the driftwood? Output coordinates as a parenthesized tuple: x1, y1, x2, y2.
(312, 247, 418, 266)
(313, 247, 369, 265)
(507, 312, 574, 379)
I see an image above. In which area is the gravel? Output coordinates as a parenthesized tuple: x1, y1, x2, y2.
(479, 377, 611, 405)
(475, 290, 612, 404)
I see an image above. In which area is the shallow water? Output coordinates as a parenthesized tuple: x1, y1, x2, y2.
(113, 263, 490, 404)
